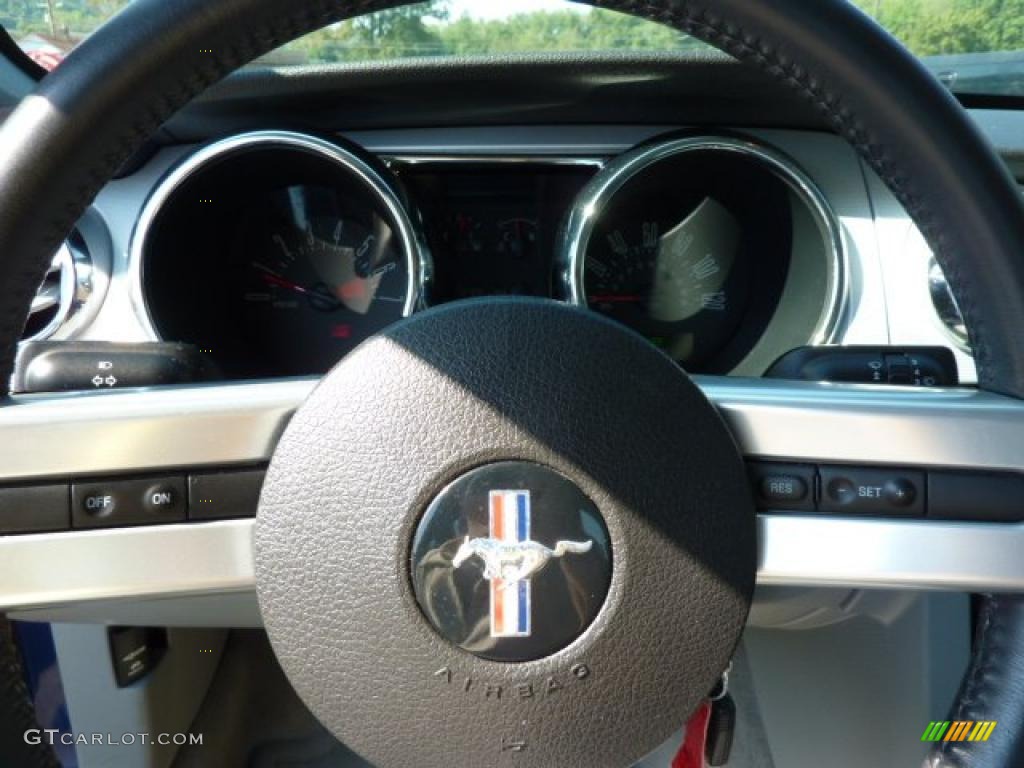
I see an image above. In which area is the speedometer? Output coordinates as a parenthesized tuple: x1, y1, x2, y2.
(585, 197, 747, 365)
(562, 135, 844, 375)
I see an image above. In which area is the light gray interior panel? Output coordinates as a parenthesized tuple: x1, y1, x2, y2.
(745, 591, 969, 768)
(51, 624, 226, 768)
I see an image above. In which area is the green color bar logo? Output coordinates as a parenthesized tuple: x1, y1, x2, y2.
(922, 721, 997, 742)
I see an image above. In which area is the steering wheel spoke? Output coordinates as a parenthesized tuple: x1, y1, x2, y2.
(1, 375, 1023, 617)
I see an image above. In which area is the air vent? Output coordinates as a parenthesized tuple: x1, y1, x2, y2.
(21, 233, 92, 342)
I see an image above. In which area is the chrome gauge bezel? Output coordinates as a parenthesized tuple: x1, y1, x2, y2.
(129, 130, 431, 340)
(22, 243, 77, 343)
(558, 135, 847, 355)
(21, 206, 112, 344)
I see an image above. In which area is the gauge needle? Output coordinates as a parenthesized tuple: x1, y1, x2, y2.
(252, 262, 313, 297)
(261, 272, 313, 296)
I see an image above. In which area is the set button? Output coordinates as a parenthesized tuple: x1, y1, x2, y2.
(819, 466, 924, 516)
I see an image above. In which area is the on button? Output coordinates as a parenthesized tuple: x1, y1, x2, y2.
(143, 484, 182, 514)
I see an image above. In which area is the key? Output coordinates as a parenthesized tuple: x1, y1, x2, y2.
(705, 692, 736, 766)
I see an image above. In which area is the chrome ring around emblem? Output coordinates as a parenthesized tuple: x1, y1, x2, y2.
(411, 463, 612, 662)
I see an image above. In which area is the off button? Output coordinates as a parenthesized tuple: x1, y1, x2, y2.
(82, 492, 117, 517)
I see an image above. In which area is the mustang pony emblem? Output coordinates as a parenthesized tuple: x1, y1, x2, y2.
(452, 537, 593, 584)
(451, 489, 593, 638)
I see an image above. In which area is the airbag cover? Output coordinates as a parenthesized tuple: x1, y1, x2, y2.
(255, 298, 755, 768)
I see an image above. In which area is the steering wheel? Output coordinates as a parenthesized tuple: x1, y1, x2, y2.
(2, 1, 1024, 766)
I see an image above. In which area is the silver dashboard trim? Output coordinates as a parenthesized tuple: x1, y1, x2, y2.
(559, 135, 847, 346)
(53, 208, 114, 342)
(127, 130, 431, 340)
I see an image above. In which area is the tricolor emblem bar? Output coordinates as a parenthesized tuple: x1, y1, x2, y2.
(488, 489, 531, 638)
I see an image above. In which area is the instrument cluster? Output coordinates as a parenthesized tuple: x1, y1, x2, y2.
(135, 131, 844, 379)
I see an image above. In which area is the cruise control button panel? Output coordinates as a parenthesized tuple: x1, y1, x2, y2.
(0, 467, 265, 534)
(748, 462, 942, 518)
(4, 461, 1022, 533)
(73, 476, 186, 529)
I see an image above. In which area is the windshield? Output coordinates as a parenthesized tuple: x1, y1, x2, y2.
(6, 0, 1024, 98)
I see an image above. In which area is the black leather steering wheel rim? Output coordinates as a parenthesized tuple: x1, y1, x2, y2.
(1, 1, 1023, 766)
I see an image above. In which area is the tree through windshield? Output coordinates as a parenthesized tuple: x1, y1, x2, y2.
(5, 0, 1024, 96)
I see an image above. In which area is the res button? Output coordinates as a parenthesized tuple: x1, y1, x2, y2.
(761, 475, 808, 502)
(747, 463, 816, 511)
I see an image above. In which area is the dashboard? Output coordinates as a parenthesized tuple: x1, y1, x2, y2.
(122, 128, 846, 381)
(27, 103, 982, 391)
